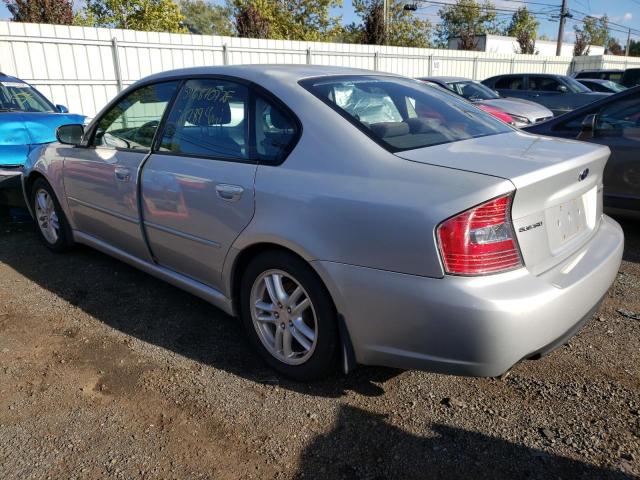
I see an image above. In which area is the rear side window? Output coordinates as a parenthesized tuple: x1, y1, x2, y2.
(301, 75, 510, 153)
(254, 96, 297, 163)
(159, 79, 249, 160)
(494, 76, 524, 90)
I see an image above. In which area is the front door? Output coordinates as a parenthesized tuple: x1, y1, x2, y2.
(63, 81, 179, 260)
(591, 95, 640, 208)
(140, 78, 257, 290)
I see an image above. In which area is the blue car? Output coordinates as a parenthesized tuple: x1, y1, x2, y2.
(0, 73, 84, 199)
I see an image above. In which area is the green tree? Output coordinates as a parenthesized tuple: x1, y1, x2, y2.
(436, 0, 501, 50)
(180, 0, 233, 35)
(506, 7, 538, 54)
(230, 0, 342, 41)
(629, 39, 640, 57)
(573, 15, 609, 55)
(74, 0, 187, 33)
(234, 1, 269, 38)
(5, 0, 73, 24)
(348, 0, 431, 47)
(606, 38, 624, 55)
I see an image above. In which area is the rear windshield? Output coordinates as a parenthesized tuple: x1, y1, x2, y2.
(449, 80, 500, 100)
(301, 75, 510, 152)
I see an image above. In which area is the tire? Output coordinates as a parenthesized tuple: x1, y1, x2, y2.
(30, 177, 73, 252)
(239, 250, 339, 381)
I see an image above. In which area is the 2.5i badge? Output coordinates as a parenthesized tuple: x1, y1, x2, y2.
(518, 221, 543, 233)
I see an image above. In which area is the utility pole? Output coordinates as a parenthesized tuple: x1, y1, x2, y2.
(383, 0, 388, 45)
(556, 0, 569, 56)
(626, 28, 632, 56)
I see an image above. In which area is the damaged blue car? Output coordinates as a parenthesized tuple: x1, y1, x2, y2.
(0, 73, 84, 204)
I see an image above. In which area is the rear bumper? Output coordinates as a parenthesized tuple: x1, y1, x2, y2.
(314, 215, 623, 377)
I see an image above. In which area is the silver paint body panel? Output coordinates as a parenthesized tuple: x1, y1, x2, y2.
(22, 65, 624, 376)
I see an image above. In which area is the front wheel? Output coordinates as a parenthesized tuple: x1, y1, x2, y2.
(31, 178, 73, 252)
(240, 251, 339, 381)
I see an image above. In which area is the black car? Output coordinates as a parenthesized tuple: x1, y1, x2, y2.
(482, 73, 609, 116)
(573, 69, 624, 83)
(621, 68, 640, 88)
(576, 78, 627, 94)
(525, 86, 640, 217)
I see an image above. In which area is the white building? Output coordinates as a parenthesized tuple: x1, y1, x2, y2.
(448, 34, 605, 56)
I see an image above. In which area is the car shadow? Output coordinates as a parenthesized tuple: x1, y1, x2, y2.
(0, 211, 399, 398)
(293, 405, 633, 479)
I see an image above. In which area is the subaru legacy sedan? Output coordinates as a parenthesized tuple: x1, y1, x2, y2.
(23, 66, 623, 381)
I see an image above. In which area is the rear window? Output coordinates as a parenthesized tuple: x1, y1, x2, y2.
(301, 75, 510, 152)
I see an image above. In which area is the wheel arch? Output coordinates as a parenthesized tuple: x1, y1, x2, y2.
(226, 240, 357, 374)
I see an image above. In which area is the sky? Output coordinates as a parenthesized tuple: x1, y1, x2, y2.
(1, 0, 639, 43)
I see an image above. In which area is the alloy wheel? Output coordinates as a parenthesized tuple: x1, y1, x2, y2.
(250, 269, 318, 365)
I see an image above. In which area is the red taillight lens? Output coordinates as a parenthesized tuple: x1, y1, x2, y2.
(437, 193, 522, 275)
(477, 104, 514, 125)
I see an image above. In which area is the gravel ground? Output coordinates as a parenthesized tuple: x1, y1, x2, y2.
(0, 208, 639, 480)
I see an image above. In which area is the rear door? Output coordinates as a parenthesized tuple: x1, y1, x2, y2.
(63, 81, 179, 260)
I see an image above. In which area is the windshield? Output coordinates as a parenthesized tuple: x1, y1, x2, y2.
(449, 80, 500, 100)
(564, 77, 592, 93)
(301, 75, 511, 153)
(0, 80, 55, 112)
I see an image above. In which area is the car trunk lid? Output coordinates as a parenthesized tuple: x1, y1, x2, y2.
(396, 131, 609, 275)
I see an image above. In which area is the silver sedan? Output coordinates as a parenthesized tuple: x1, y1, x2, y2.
(23, 66, 624, 381)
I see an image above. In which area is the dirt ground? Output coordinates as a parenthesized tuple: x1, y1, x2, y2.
(0, 208, 639, 480)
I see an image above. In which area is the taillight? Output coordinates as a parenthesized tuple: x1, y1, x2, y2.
(477, 104, 514, 125)
(437, 193, 522, 275)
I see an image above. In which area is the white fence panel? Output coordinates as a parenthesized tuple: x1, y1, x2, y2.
(0, 20, 626, 117)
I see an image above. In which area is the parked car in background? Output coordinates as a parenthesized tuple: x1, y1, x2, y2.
(525, 86, 640, 217)
(23, 66, 623, 381)
(482, 73, 609, 117)
(0, 72, 84, 205)
(621, 68, 640, 88)
(576, 78, 627, 94)
(573, 69, 624, 83)
(419, 76, 553, 127)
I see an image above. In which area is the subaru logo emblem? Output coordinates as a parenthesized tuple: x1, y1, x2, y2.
(578, 168, 589, 182)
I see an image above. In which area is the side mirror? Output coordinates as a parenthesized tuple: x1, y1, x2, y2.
(56, 104, 69, 113)
(557, 85, 568, 93)
(577, 113, 597, 140)
(56, 124, 84, 146)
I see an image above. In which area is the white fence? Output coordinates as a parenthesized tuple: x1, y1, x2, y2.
(2, 21, 640, 117)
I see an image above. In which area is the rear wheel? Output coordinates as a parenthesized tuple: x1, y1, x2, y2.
(31, 178, 73, 252)
(240, 251, 339, 381)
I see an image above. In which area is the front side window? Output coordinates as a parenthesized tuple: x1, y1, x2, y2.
(596, 96, 640, 140)
(93, 81, 178, 151)
(302, 75, 510, 152)
(0, 80, 55, 113)
(529, 77, 563, 92)
(159, 79, 248, 160)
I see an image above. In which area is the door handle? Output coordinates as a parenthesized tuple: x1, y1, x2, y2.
(114, 167, 131, 182)
(216, 184, 244, 202)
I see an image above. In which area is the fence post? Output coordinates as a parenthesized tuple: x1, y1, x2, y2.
(542, 59, 547, 73)
(509, 57, 515, 74)
(306, 47, 312, 65)
(222, 44, 229, 65)
(472, 56, 478, 80)
(374, 51, 379, 71)
(427, 55, 433, 76)
(111, 37, 123, 93)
